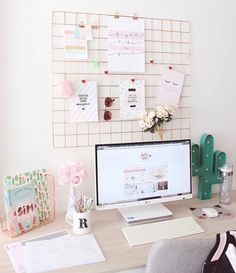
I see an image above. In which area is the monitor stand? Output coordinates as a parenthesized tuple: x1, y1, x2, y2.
(118, 203, 173, 225)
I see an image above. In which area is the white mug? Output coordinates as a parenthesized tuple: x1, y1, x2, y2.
(65, 210, 91, 235)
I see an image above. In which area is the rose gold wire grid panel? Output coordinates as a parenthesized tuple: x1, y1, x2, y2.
(52, 11, 191, 148)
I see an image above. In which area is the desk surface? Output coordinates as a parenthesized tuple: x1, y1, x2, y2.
(1, 192, 236, 273)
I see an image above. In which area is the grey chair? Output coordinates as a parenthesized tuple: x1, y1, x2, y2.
(145, 238, 215, 273)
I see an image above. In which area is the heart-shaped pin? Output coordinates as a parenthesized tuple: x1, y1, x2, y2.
(169, 66, 173, 70)
(150, 59, 154, 64)
(82, 80, 86, 84)
(104, 70, 109, 74)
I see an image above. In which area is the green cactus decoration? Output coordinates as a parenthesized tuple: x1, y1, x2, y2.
(192, 133, 226, 200)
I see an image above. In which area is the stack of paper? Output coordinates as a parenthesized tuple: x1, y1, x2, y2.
(5, 231, 105, 273)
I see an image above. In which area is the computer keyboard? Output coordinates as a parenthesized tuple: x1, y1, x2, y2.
(122, 216, 204, 246)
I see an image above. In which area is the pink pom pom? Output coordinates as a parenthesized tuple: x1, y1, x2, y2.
(59, 175, 70, 185)
(60, 80, 74, 97)
(58, 164, 70, 185)
(70, 173, 83, 185)
(58, 162, 88, 186)
(68, 162, 77, 173)
(78, 168, 88, 179)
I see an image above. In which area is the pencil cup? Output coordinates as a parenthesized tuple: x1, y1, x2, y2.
(65, 210, 91, 235)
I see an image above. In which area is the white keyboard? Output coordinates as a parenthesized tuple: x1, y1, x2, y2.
(122, 216, 204, 246)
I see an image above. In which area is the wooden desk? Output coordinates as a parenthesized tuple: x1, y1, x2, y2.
(1, 192, 235, 273)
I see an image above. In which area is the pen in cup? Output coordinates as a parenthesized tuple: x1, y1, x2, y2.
(73, 195, 93, 213)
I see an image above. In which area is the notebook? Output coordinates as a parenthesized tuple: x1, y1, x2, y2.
(3, 169, 50, 236)
(4, 182, 40, 236)
(4, 169, 50, 222)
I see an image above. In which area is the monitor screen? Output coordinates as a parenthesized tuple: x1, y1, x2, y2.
(95, 139, 192, 209)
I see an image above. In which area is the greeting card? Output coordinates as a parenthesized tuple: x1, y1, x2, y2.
(156, 69, 185, 107)
(108, 17, 145, 73)
(119, 80, 145, 120)
(69, 81, 98, 123)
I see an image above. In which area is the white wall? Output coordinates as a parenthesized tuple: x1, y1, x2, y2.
(1, 0, 236, 213)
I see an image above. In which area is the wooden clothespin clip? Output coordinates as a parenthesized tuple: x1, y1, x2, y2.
(114, 12, 119, 19)
(133, 13, 138, 20)
(92, 24, 98, 29)
(79, 21, 85, 28)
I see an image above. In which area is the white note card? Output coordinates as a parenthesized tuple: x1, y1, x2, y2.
(108, 17, 145, 73)
(25, 234, 105, 273)
(119, 80, 145, 120)
(156, 69, 185, 107)
(69, 81, 98, 123)
(79, 25, 93, 40)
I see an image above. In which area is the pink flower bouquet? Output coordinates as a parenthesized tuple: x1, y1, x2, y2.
(58, 162, 88, 186)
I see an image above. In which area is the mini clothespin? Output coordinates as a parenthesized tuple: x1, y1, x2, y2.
(91, 24, 98, 29)
(79, 21, 85, 28)
(82, 80, 86, 84)
(114, 12, 119, 19)
(92, 60, 100, 67)
(133, 13, 138, 20)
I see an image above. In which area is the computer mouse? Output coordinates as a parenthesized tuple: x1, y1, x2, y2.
(202, 208, 219, 218)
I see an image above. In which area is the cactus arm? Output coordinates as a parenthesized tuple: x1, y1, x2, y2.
(212, 151, 226, 184)
(192, 144, 200, 176)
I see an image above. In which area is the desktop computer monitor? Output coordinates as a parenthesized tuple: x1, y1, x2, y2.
(95, 139, 192, 224)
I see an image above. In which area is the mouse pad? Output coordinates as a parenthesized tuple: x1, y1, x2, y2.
(190, 205, 233, 221)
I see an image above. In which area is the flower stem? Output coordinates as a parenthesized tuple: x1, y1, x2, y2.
(157, 124, 164, 140)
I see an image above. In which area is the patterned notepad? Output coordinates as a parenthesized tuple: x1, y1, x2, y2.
(64, 25, 88, 60)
